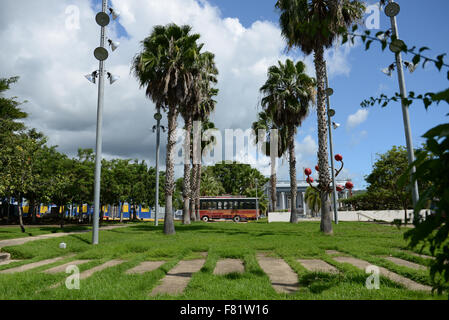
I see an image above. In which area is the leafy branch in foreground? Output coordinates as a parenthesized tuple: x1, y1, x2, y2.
(340, 25, 449, 110)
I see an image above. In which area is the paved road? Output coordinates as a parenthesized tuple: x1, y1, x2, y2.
(0, 225, 129, 249)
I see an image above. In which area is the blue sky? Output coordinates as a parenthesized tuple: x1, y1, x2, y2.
(196, 0, 449, 188)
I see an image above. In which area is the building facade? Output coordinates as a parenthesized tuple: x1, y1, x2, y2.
(263, 180, 351, 216)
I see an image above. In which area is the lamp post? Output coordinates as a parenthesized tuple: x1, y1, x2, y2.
(153, 108, 164, 226)
(385, 0, 419, 212)
(255, 178, 259, 220)
(324, 62, 339, 225)
(88, 0, 120, 244)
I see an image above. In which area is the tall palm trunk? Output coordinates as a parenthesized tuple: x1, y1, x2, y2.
(288, 126, 298, 223)
(195, 163, 202, 221)
(182, 115, 192, 225)
(314, 46, 333, 235)
(164, 105, 177, 235)
(190, 163, 199, 221)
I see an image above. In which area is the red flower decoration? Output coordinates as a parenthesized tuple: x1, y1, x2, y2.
(335, 154, 343, 161)
(304, 168, 312, 176)
(315, 165, 319, 171)
(345, 181, 354, 189)
(306, 177, 314, 183)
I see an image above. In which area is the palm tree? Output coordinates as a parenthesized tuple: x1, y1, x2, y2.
(304, 186, 321, 217)
(252, 110, 288, 212)
(180, 51, 218, 225)
(260, 59, 316, 223)
(275, 0, 365, 233)
(132, 24, 201, 235)
(191, 118, 218, 221)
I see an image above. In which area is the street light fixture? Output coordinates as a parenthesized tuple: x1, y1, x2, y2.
(384, 0, 419, 209)
(152, 108, 166, 226)
(107, 39, 120, 52)
(88, 0, 120, 245)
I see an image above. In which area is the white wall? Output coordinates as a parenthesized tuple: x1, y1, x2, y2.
(268, 210, 430, 223)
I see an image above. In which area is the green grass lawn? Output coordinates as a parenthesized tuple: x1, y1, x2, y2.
(0, 220, 445, 300)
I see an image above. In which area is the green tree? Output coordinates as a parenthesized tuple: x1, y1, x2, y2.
(260, 59, 315, 223)
(132, 23, 202, 234)
(305, 186, 321, 217)
(275, 0, 365, 233)
(180, 50, 218, 225)
(252, 110, 288, 212)
(366, 146, 413, 222)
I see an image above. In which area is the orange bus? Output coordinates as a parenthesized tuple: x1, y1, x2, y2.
(199, 196, 259, 222)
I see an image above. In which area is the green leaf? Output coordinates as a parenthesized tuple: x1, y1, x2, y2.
(419, 46, 430, 53)
(352, 24, 358, 32)
(365, 40, 372, 50)
(412, 55, 421, 66)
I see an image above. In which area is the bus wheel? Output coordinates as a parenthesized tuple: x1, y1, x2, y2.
(233, 215, 241, 223)
(202, 216, 209, 222)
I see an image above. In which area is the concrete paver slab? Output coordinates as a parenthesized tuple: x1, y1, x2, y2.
(150, 258, 206, 296)
(333, 256, 431, 291)
(297, 259, 339, 273)
(126, 261, 165, 274)
(213, 259, 244, 275)
(0, 254, 75, 274)
(256, 254, 299, 294)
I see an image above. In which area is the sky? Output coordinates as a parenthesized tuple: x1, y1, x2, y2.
(1, 0, 448, 190)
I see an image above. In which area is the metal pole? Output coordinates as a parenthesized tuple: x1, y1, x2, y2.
(388, 0, 419, 211)
(92, 0, 108, 245)
(255, 179, 259, 220)
(324, 63, 339, 224)
(155, 107, 161, 227)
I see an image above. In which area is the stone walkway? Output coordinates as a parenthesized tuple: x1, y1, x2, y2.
(256, 253, 298, 294)
(333, 256, 431, 291)
(0, 254, 75, 274)
(384, 256, 427, 271)
(297, 259, 339, 273)
(43, 260, 91, 274)
(150, 258, 206, 296)
(50, 259, 125, 289)
(405, 251, 435, 260)
(0, 225, 129, 249)
(213, 259, 245, 275)
(126, 261, 166, 275)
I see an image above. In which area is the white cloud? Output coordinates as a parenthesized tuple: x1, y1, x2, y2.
(0, 0, 355, 177)
(346, 109, 369, 129)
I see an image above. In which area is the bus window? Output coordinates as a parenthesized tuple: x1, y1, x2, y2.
(200, 202, 206, 210)
(217, 201, 222, 210)
(223, 201, 228, 210)
(234, 201, 239, 209)
(249, 201, 256, 209)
